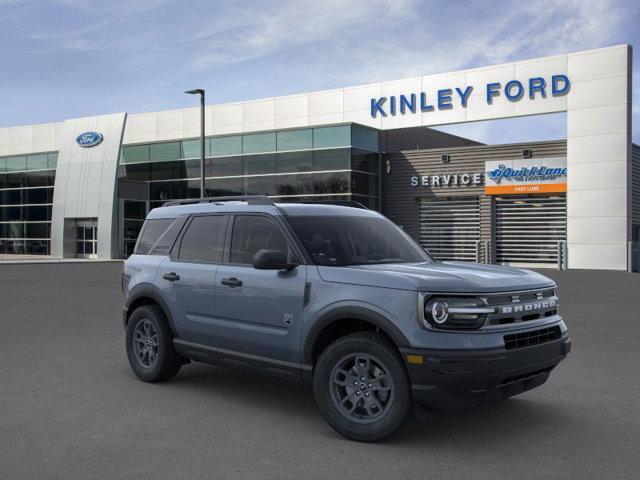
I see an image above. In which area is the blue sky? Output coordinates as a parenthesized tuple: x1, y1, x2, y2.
(0, 0, 638, 144)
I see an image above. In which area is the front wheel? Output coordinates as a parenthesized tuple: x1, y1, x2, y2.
(313, 332, 412, 442)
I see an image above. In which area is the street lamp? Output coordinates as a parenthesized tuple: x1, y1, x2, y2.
(185, 88, 205, 198)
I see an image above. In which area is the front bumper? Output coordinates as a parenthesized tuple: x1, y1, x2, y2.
(400, 333, 571, 411)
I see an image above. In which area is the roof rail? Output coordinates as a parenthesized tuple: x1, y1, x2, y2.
(161, 195, 276, 207)
(299, 200, 369, 210)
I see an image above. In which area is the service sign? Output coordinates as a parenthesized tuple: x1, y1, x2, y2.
(484, 157, 567, 195)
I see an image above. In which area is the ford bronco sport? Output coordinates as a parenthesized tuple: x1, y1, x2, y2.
(122, 196, 570, 441)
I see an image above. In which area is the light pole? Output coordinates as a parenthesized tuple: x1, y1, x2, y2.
(185, 89, 205, 198)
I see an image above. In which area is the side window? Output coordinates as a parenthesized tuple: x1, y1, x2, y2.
(229, 215, 288, 265)
(149, 215, 188, 255)
(178, 215, 228, 263)
(135, 218, 174, 254)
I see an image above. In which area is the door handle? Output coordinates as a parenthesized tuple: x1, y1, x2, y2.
(221, 277, 243, 287)
(162, 272, 180, 282)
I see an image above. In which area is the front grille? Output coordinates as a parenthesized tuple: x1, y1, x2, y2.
(504, 326, 561, 350)
(485, 289, 558, 326)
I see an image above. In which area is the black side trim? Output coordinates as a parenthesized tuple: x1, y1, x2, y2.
(125, 283, 177, 336)
(302, 306, 411, 364)
(173, 339, 310, 383)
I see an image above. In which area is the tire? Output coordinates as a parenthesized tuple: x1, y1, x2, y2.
(125, 305, 181, 383)
(313, 331, 412, 442)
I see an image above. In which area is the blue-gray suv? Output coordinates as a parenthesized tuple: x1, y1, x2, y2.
(122, 196, 571, 441)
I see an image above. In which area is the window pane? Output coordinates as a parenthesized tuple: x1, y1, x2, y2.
(26, 154, 48, 171)
(276, 174, 314, 196)
(181, 139, 206, 159)
(135, 218, 174, 254)
(211, 136, 242, 157)
(313, 172, 350, 194)
(243, 133, 276, 154)
(48, 153, 58, 169)
(0, 157, 6, 173)
(149, 215, 188, 255)
(313, 149, 350, 171)
(123, 163, 151, 181)
(205, 177, 245, 196)
(150, 142, 181, 162)
(122, 145, 149, 164)
(150, 160, 187, 181)
(26, 240, 49, 255)
(245, 175, 276, 196)
(26, 222, 50, 239)
(313, 126, 350, 149)
(351, 125, 379, 152)
(178, 215, 228, 263)
(6, 156, 27, 172)
(124, 201, 146, 219)
(351, 172, 379, 197)
(277, 129, 312, 151)
(25, 170, 55, 187)
(277, 151, 312, 173)
(245, 154, 276, 175)
(229, 215, 288, 264)
(351, 149, 379, 173)
(207, 156, 243, 177)
(25, 206, 51, 221)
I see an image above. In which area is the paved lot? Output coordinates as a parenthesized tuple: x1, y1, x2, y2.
(1, 263, 639, 480)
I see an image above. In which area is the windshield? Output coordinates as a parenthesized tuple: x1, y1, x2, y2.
(287, 214, 432, 266)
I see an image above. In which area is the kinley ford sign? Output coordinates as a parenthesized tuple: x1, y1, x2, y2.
(370, 74, 570, 117)
(409, 157, 568, 195)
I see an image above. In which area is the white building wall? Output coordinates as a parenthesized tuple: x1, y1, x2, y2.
(50, 113, 126, 259)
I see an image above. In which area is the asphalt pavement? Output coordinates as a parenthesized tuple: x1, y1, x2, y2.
(0, 263, 638, 479)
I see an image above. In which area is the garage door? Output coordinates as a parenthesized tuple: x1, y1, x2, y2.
(495, 195, 566, 265)
(418, 197, 480, 261)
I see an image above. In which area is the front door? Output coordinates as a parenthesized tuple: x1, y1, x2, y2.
(214, 214, 306, 363)
(157, 214, 229, 346)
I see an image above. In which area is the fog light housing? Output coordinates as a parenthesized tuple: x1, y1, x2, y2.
(423, 297, 494, 329)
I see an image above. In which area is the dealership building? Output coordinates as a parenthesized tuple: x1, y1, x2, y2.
(0, 44, 637, 271)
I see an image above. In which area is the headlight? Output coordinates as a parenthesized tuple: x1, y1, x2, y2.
(423, 296, 494, 329)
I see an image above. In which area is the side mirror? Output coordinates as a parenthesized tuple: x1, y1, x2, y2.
(252, 249, 297, 270)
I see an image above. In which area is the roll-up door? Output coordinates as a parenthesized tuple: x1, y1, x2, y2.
(418, 197, 480, 261)
(495, 195, 566, 265)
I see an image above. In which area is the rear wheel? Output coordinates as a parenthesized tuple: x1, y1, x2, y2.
(126, 305, 181, 382)
(313, 332, 412, 442)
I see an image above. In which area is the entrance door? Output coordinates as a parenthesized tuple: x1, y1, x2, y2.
(418, 197, 480, 261)
(495, 194, 567, 266)
(76, 220, 98, 258)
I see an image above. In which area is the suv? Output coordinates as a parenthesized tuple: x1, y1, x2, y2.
(122, 196, 570, 441)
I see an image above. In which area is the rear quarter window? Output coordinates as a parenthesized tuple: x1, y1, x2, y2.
(134, 218, 175, 254)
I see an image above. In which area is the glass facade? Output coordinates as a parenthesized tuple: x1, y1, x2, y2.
(118, 124, 380, 252)
(0, 152, 57, 255)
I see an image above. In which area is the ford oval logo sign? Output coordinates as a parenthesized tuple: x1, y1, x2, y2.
(76, 131, 103, 148)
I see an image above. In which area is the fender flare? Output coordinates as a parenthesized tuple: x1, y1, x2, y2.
(302, 305, 411, 364)
(125, 283, 177, 336)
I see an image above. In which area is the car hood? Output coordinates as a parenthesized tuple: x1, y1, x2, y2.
(316, 261, 555, 293)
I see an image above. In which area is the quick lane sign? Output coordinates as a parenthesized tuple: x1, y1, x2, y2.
(370, 74, 570, 117)
(485, 157, 567, 195)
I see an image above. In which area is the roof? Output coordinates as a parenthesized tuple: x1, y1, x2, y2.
(146, 200, 378, 220)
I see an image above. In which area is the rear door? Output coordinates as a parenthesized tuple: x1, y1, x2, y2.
(157, 214, 229, 346)
(214, 214, 307, 363)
